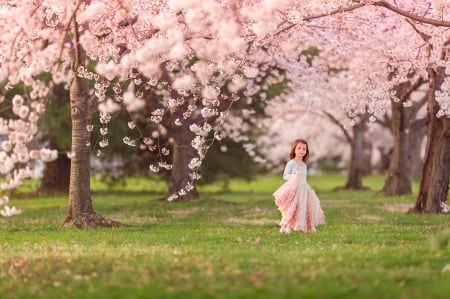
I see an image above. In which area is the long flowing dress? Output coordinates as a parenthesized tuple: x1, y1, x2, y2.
(273, 160, 325, 233)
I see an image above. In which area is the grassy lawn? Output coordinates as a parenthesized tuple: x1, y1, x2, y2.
(1, 174, 449, 299)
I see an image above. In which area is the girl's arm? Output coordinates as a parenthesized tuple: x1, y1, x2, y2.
(282, 161, 294, 180)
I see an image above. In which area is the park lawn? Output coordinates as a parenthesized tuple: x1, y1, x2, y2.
(1, 174, 449, 299)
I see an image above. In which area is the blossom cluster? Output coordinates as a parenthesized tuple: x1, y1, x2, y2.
(0, 195, 21, 217)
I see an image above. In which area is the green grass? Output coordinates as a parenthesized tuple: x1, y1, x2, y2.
(1, 174, 449, 299)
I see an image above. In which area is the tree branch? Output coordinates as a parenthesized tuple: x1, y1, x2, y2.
(322, 110, 353, 145)
(275, 0, 450, 38)
(400, 77, 425, 101)
(372, 1, 450, 27)
(58, 0, 83, 72)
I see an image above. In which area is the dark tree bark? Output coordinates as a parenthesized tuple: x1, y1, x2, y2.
(376, 145, 392, 174)
(38, 140, 71, 195)
(428, 118, 450, 207)
(167, 122, 200, 201)
(409, 118, 427, 180)
(344, 118, 367, 190)
(38, 85, 71, 195)
(62, 20, 120, 228)
(141, 68, 201, 202)
(382, 104, 412, 195)
(383, 79, 423, 196)
(410, 66, 450, 213)
(361, 138, 373, 176)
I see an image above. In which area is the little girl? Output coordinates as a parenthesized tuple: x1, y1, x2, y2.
(273, 139, 325, 233)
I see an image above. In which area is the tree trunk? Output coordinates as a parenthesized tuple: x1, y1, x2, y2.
(62, 20, 120, 228)
(168, 124, 199, 201)
(344, 119, 366, 190)
(376, 145, 392, 174)
(38, 140, 71, 195)
(413, 117, 450, 213)
(409, 119, 427, 181)
(38, 85, 71, 195)
(383, 98, 412, 196)
(382, 78, 427, 196)
(428, 118, 450, 206)
(410, 66, 450, 214)
(361, 139, 372, 176)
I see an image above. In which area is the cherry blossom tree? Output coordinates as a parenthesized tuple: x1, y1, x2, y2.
(260, 100, 353, 175)
(275, 0, 450, 212)
(380, 83, 427, 196)
(277, 54, 379, 190)
(0, 0, 298, 225)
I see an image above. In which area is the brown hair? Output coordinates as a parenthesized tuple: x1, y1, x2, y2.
(289, 139, 309, 162)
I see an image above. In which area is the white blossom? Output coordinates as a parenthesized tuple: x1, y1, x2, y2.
(149, 164, 160, 173)
(98, 99, 121, 114)
(40, 148, 58, 162)
(188, 158, 202, 169)
(0, 205, 22, 217)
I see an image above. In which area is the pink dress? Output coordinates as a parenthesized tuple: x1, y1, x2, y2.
(273, 160, 325, 233)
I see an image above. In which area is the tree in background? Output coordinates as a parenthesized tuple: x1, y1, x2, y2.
(275, 0, 450, 211)
(380, 81, 427, 196)
(37, 84, 71, 195)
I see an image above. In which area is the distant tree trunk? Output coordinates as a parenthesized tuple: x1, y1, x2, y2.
(383, 97, 412, 196)
(142, 83, 201, 201)
(410, 66, 450, 213)
(409, 119, 427, 181)
(344, 118, 367, 190)
(168, 122, 199, 201)
(322, 111, 367, 190)
(38, 140, 71, 195)
(361, 139, 372, 176)
(62, 20, 120, 228)
(38, 85, 71, 195)
(376, 146, 391, 174)
(383, 79, 425, 196)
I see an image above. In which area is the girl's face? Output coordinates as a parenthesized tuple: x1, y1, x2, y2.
(294, 142, 307, 159)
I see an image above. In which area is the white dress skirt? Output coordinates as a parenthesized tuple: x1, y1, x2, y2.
(273, 164, 325, 233)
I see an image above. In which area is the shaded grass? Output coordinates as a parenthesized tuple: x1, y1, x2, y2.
(1, 174, 449, 299)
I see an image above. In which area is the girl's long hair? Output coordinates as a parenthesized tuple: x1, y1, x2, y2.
(289, 139, 309, 162)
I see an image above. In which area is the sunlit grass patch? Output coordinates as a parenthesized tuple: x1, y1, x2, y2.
(381, 202, 412, 212)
